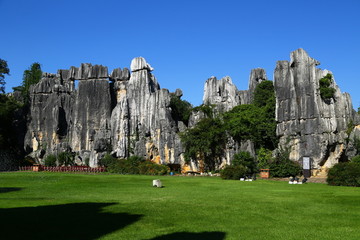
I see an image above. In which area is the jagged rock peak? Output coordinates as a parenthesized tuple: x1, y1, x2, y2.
(110, 67, 130, 81)
(130, 57, 154, 72)
(203, 75, 239, 113)
(290, 48, 320, 67)
(174, 88, 183, 98)
(248, 68, 267, 102)
(64, 64, 109, 80)
(75, 63, 109, 80)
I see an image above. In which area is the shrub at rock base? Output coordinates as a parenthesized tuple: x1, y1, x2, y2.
(269, 160, 301, 178)
(327, 162, 360, 187)
(220, 165, 247, 180)
(44, 154, 57, 167)
(103, 155, 169, 175)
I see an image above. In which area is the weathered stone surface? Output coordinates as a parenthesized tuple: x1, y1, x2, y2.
(130, 57, 154, 72)
(274, 48, 354, 168)
(24, 73, 73, 158)
(203, 69, 267, 114)
(75, 63, 109, 80)
(23, 49, 357, 172)
(110, 67, 130, 81)
(203, 76, 240, 113)
(248, 68, 267, 103)
(70, 79, 112, 166)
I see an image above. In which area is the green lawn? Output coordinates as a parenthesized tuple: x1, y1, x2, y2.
(0, 172, 359, 240)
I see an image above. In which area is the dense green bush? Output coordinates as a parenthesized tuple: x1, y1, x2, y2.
(220, 165, 247, 180)
(138, 161, 169, 175)
(105, 155, 169, 175)
(98, 153, 117, 167)
(44, 154, 57, 167)
(327, 162, 360, 187)
(269, 147, 301, 177)
(192, 104, 214, 118)
(169, 94, 192, 126)
(270, 160, 301, 178)
(319, 73, 336, 101)
(232, 152, 257, 175)
(257, 147, 272, 169)
(57, 152, 74, 166)
(351, 155, 360, 164)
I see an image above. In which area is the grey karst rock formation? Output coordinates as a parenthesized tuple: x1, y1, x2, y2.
(202, 68, 267, 114)
(23, 49, 359, 173)
(200, 69, 267, 163)
(25, 58, 183, 167)
(274, 48, 355, 170)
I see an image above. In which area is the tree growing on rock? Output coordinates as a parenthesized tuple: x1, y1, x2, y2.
(0, 58, 10, 93)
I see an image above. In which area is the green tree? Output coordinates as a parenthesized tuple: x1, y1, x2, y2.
(0, 59, 10, 93)
(192, 104, 214, 118)
(0, 94, 21, 150)
(13, 62, 42, 103)
(257, 147, 272, 169)
(253, 80, 275, 109)
(319, 73, 336, 101)
(269, 146, 301, 177)
(223, 81, 277, 150)
(232, 151, 257, 175)
(57, 152, 74, 166)
(169, 94, 192, 126)
(180, 117, 227, 171)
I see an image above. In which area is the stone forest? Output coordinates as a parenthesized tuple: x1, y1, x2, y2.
(3, 48, 360, 177)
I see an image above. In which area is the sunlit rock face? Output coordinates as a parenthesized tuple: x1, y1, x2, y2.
(25, 58, 182, 167)
(274, 48, 354, 168)
(24, 49, 358, 171)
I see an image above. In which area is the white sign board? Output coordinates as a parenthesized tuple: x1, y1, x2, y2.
(303, 157, 310, 170)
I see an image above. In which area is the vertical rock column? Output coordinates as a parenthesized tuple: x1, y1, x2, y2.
(25, 72, 73, 159)
(110, 67, 130, 158)
(274, 48, 354, 169)
(70, 64, 112, 166)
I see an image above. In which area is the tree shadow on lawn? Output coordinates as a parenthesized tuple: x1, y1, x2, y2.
(0, 202, 142, 240)
(148, 231, 226, 240)
(0, 187, 22, 193)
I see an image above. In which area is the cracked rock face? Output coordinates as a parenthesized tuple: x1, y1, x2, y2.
(24, 49, 357, 171)
(25, 58, 183, 167)
(202, 69, 267, 114)
(274, 48, 354, 168)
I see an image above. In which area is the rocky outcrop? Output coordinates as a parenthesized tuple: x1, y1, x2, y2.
(200, 69, 267, 163)
(111, 57, 182, 164)
(25, 59, 183, 167)
(203, 76, 240, 113)
(202, 69, 267, 114)
(274, 48, 354, 169)
(24, 49, 358, 172)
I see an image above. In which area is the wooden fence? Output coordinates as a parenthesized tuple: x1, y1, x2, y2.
(19, 166, 106, 173)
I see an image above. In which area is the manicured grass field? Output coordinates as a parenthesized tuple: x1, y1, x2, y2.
(0, 172, 359, 240)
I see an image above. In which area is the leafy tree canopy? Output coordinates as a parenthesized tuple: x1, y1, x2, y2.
(319, 73, 336, 101)
(169, 94, 192, 126)
(180, 117, 226, 171)
(13, 62, 42, 103)
(0, 59, 10, 93)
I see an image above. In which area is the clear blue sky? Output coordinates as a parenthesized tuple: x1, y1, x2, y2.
(1, 0, 360, 108)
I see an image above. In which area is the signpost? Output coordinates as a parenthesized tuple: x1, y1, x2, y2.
(303, 157, 311, 178)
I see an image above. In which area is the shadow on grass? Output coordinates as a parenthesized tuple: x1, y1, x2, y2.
(148, 231, 226, 240)
(0, 202, 142, 240)
(0, 187, 22, 194)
